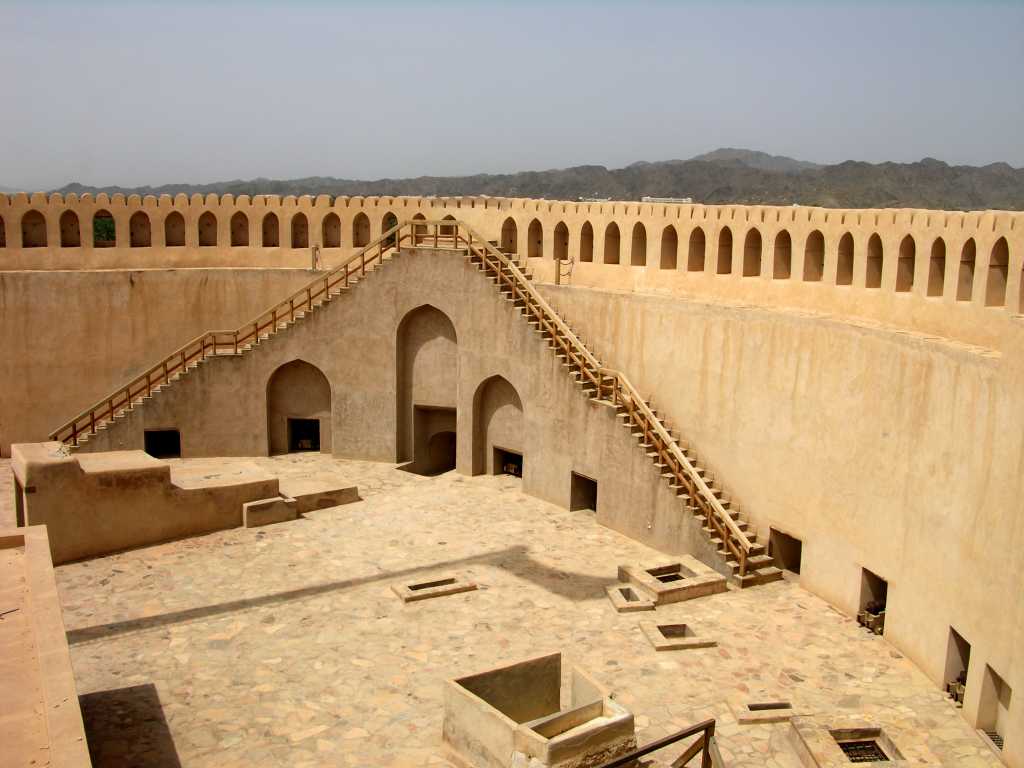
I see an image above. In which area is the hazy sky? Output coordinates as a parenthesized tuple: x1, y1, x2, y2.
(2, 1, 1022, 190)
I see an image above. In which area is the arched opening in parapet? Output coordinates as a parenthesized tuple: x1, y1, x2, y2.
(928, 238, 946, 297)
(0, 216, 5, 247)
(291, 213, 309, 248)
(93, 210, 116, 248)
(716, 227, 732, 274)
(230, 212, 248, 247)
(688, 227, 705, 271)
(580, 222, 594, 262)
(659, 226, 678, 269)
(804, 230, 825, 282)
(896, 235, 915, 292)
(957, 239, 976, 301)
(197, 212, 217, 247)
(412, 212, 427, 242)
(21, 210, 46, 248)
(630, 222, 646, 266)
(554, 222, 569, 261)
(130, 212, 151, 248)
(742, 228, 762, 277)
(528, 218, 543, 258)
(986, 237, 1009, 307)
(60, 210, 80, 247)
(773, 230, 792, 279)
(604, 223, 620, 265)
(837, 233, 854, 285)
(472, 375, 524, 477)
(500, 217, 517, 253)
(396, 304, 459, 474)
(164, 212, 185, 247)
(267, 359, 332, 455)
(866, 234, 883, 288)
(323, 212, 342, 248)
(262, 212, 279, 247)
(441, 214, 457, 239)
(381, 212, 398, 247)
(353, 212, 370, 248)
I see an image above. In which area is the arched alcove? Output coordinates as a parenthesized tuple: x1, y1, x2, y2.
(472, 375, 524, 476)
(353, 212, 370, 248)
(528, 218, 543, 258)
(262, 212, 279, 247)
(93, 210, 116, 248)
(500, 217, 517, 253)
(742, 228, 762, 277)
(267, 360, 332, 455)
(836, 233, 854, 286)
(60, 210, 80, 247)
(580, 222, 594, 262)
(630, 222, 646, 266)
(0, 216, 6, 247)
(323, 212, 342, 248)
(986, 237, 1009, 307)
(928, 238, 946, 297)
(291, 213, 309, 248)
(381, 212, 398, 247)
(957, 239, 976, 302)
(21, 210, 47, 248)
(130, 212, 151, 247)
(604, 223, 620, 264)
(197, 211, 217, 247)
(688, 227, 705, 271)
(804, 230, 825, 282)
(441, 214, 457, 238)
(896, 235, 915, 292)
(716, 227, 732, 274)
(230, 212, 249, 247)
(866, 234, 884, 288)
(659, 226, 677, 269)
(554, 222, 569, 261)
(773, 230, 792, 279)
(396, 304, 459, 474)
(164, 212, 185, 247)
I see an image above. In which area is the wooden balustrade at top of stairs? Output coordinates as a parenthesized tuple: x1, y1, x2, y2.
(49, 219, 780, 586)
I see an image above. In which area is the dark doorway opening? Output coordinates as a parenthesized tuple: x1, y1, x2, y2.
(144, 429, 181, 459)
(494, 448, 523, 477)
(288, 418, 320, 452)
(424, 431, 457, 475)
(944, 627, 971, 706)
(858, 567, 888, 635)
(769, 529, 802, 574)
(570, 472, 597, 512)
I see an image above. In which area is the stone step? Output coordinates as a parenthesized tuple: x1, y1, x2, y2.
(735, 566, 784, 588)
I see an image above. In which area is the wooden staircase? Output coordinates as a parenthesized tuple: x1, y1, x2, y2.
(50, 219, 780, 587)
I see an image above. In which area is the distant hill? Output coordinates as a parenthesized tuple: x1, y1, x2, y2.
(48, 149, 1024, 211)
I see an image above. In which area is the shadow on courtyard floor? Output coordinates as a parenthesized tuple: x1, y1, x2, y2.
(67, 544, 613, 645)
(80, 683, 182, 768)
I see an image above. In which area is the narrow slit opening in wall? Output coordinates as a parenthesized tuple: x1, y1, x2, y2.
(144, 429, 181, 459)
(494, 447, 522, 477)
(857, 568, 888, 635)
(769, 529, 802, 574)
(978, 664, 1011, 750)
(287, 418, 320, 453)
(944, 627, 971, 706)
(14, 478, 25, 527)
(569, 471, 597, 512)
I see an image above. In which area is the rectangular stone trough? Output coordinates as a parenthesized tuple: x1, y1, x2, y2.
(617, 555, 727, 606)
(443, 652, 636, 768)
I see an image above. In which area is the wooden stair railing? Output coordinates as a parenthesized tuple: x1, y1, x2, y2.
(594, 718, 719, 768)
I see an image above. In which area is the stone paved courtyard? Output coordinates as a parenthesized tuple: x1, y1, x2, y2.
(0, 455, 1002, 767)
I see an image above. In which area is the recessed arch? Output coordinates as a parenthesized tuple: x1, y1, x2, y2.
(804, 230, 824, 282)
(322, 212, 342, 248)
(927, 237, 946, 297)
(262, 212, 279, 247)
(957, 238, 976, 302)
(630, 222, 647, 266)
(197, 211, 217, 247)
(266, 359, 332, 455)
(580, 221, 594, 262)
(687, 227, 706, 271)
(60, 210, 81, 248)
(380, 212, 398, 247)
(554, 221, 569, 261)
(866, 234, 883, 288)
(716, 226, 732, 274)
(441, 214, 457, 238)
(500, 217, 517, 253)
(836, 233, 854, 285)
(164, 212, 185, 247)
(659, 225, 678, 270)
(230, 211, 248, 247)
(604, 222, 620, 264)
(21, 210, 47, 248)
(93, 209, 116, 248)
(896, 235, 915, 292)
(986, 237, 1009, 307)
(129, 211, 151, 248)
(773, 230, 792, 279)
(352, 212, 370, 248)
(472, 375, 524, 476)
(528, 218, 543, 258)
(291, 212, 309, 248)
(742, 228, 762, 277)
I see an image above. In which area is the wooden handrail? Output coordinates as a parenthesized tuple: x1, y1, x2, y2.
(594, 718, 717, 768)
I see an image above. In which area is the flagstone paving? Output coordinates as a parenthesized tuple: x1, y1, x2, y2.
(0, 455, 1002, 767)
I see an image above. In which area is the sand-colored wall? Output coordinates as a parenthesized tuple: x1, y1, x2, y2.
(0, 268, 318, 456)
